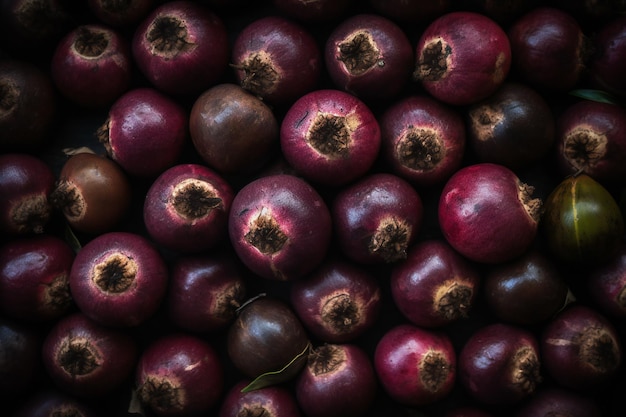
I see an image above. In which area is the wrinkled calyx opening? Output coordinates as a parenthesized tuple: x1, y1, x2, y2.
(51, 181, 83, 219)
(517, 181, 543, 223)
(245, 210, 288, 254)
(139, 377, 184, 413)
(307, 113, 351, 158)
(74, 27, 109, 57)
(11, 194, 51, 234)
(16, 0, 63, 35)
(58, 338, 100, 376)
(563, 128, 606, 172)
(0, 81, 18, 114)
(368, 217, 411, 262)
(147, 16, 193, 56)
(397, 128, 444, 171)
(93, 253, 137, 293)
(46, 274, 72, 310)
(419, 351, 450, 392)
(581, 327, 620, 372)
(308, 344, 346, 376)
(414, 38, 451, 82)
(235, 52, 279, 96)
(435, 281, 473, 320)
(171, 180, 222, 220)
(337, 31, 381, 76)
(511, 347, 541, 394)
(321, 293, 359, 333)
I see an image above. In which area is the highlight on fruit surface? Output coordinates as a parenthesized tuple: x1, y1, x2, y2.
(228, 174, 332, 281)
(374, 324, 456, 406)
(69, 231, 169, 327)
(135, 333, 224, 416)
(541, 304, 623, 391)
(390, 239, 480, 328)
(231, 15, 321, 105)
(438, 163, 542, 264)
(332, 172, 423, 264)
(541, 173, 624, 265)
(458, 323, 542, 405)
(413, 11, 511, 106)
(290, 258, 381, 342)
(0, 153, 55, 236)
(280, 88, 381, 186)
(380, 94, 466, 187)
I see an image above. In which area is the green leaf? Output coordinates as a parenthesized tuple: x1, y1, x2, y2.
(241, 342, 311, 393)
(64, 223, 82, 253)
(569, 89, 621, 105)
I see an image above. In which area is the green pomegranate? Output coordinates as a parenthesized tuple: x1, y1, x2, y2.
(542, 174, 624, 264)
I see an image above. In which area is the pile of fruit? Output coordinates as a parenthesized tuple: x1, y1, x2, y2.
(1, 1, 626, 416)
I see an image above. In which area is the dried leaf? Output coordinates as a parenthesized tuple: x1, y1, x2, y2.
(569, 89, 621, 105)
(241, 342, 311, 392)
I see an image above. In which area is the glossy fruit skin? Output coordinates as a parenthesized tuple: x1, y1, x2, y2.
(135, 334, 224, 416)
(324, 13, 414, 101)
(413, 11, 511, 106)
(508, 7, 587, 92)
(190, 83, 279, 175)
(50, 152, 132, 235)
(0, 153, 55, 236)
(132, 0, 229, 95)
(332, 173, 423, 264)
(228, 174, 332, 281)
(13, 390, 98, 417)
(290, 259, 381, 342)
(374, 324, 456, 406)
(0, 234, 75, 322)
(554, 100, 626, 182)
(295, 343, 377, 417)
(280, 89, 381, 186)
(541, 304, 623, 390)
(466, 82, 555, 170)
(515, 387, 602, 417)
(41, 312, 138, 399)
(143, 163, 233, 253)
(438, 163, 542, 264)
(219, 379, 301, 417)
(483, 249, 569, 325)
(590, 16, 626, 97)
(390, 239, 480, 328)
(50, 24, 132, 108)
(380, 94, 466, 187)
(458, 323, 542, 405)
(542, 174, 624, 265)
(232, 15, 321, 105)
(588, 243, 626, 320)
(227, 297, 310, 382)
(69, 232, 169, 327)
(100, 87, 189, 178)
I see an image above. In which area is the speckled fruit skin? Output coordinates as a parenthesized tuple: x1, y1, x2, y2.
(374, 324, 456, 406)
(69, 232, 168, 327)
(438, 163, 541, 264)
(413, 11, 511, 106)
(280, 89, 381, 187)
(143, 163, 234, 253)
(135, 334, 224, 416)
(228, 174, 332, 281)
(100, 87, 188, 178)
